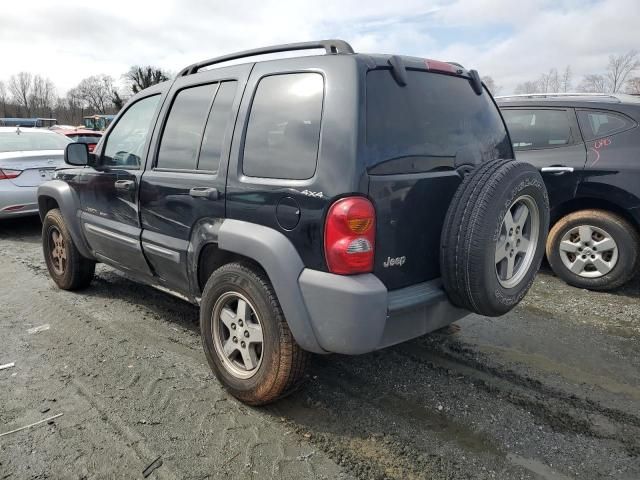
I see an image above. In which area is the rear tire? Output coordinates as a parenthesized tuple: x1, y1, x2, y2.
(200, 262, 309, 405)
(441, 160, 549, 316)
(546, 209, 639, 291)
(42, 208, 95, 290)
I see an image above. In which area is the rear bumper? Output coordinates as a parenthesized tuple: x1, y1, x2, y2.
(0, 184, 38, 218)
(299, 270, 469, 355)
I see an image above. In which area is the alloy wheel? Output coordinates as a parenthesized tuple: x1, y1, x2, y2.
(211, 292, 264, 379)
(495, 195, 540, 288)
(558, 225, 618, 278)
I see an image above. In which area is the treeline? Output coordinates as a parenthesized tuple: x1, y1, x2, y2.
(0, 66, 170, 125)
(513, 50, 640, 95)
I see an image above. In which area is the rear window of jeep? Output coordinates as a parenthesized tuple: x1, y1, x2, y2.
(366, 70, 511, 165)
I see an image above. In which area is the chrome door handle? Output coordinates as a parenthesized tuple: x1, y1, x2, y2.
(189, 187, 219, 200)
(114, 179, 135, 190)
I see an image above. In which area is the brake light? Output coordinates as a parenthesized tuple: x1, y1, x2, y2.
(0, 169, 21, 180)
(424, 59, 457, 74)
(324, 197, 376, 274)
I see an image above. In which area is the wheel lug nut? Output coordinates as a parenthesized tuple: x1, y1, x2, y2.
(231, 323, 236, 330)
(233, 336, 238, 343)
(244, 331, 249, 338)
(238, 320, 243, 327)
(241, 341, 246, 348)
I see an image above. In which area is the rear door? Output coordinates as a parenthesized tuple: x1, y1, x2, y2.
(139, 65, 250, 294)
(500, 107, 586, 212)
(365, 68, 513, 290)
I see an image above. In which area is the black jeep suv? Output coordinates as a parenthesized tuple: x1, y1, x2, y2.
(498, 93, 640, 291)
(38, 40, 549, 405)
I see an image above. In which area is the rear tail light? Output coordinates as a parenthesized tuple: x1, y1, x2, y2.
(0, 169, 21, 180)
(324, 197, 376, 274)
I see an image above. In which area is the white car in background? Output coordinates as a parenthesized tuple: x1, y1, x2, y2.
(0, 127, 71, 219)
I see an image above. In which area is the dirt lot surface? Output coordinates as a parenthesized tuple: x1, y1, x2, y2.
(1, 216, 639, 480)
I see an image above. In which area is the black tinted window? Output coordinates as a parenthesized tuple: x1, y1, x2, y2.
(501, 109, 574, 151)
(198, 81, 237, 173)
(577, 110, 635, 141)
(103, 95, 159, 168)
(243, 73, 323, 179)
(157, 83, 217, 170)
(366, 70, 511, 164)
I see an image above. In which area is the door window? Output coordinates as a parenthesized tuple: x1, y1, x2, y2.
(501, 109, 574, 151)
(243, 73, 324, 180)
(577, 110, 636, 141)
(157, 83, 218, 171)
(102, 95, 160, 169)
(198, 81, 238, 173)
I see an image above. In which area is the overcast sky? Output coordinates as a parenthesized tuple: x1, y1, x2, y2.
(1, 0, 638, 95)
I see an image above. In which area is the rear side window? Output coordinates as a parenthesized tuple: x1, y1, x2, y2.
(243, 73, 324, 180)
(198, 81, 237, 173)
(577, 110, 636, 141)
(157, 83, 217, 170)
(366, 70, 511, 164)
(501, 109, 574, 151)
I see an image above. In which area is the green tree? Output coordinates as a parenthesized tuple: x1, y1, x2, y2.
(125, 66, 170, 94)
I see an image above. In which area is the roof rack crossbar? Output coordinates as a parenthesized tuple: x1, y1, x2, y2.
(178, 39, 354, 76)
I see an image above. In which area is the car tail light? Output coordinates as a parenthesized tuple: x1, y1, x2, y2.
(424, 59, 458, 74)
(324, 197, 376, 274)
(0, 169, 21, 180)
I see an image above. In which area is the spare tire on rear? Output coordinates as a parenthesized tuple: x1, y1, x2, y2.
(440, 159, 549, 317)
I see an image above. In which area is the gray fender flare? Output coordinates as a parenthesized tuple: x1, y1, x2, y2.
(217, 219, 325, 354)
(37, 180, 94, 260)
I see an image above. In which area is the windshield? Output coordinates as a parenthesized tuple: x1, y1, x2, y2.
(366, 69, 512, 165)
(0, 132, 72, 153)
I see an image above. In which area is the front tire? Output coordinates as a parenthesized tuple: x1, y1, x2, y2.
(42, 208, 95, 290)
(200, 262, 309, 405)
(546, 210, 639, 291)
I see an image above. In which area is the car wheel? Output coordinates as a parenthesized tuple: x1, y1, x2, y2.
(546, 209, 639, 291)
(200, 262, 309, 405)
(440, 159, 550, 316)
(42, 208, 95, 290)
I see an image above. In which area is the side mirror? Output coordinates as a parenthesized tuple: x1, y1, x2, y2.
(65, 142, 90, 166)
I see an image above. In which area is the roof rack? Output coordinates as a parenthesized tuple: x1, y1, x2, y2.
(496, 92, 622, 102)
(178, 39, 354, 76)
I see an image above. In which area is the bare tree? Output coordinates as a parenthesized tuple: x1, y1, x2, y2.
(561, 66, 572, 92)
(514, 81, 540, 95)
(8, 72, 33, 116)
(30, 75, 57, 117)
(0, 81, 7, 117)
(578, 74, 608, 93)
(606, 50, 639, 93)
(76, 75, 115, 113)
(481, 75, 501, 95)
(626, 77, 640, 95)
(125, 65, 170, 94)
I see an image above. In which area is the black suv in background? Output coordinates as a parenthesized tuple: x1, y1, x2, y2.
(38, 40, 549, 405)
(498, 94, 640, 291)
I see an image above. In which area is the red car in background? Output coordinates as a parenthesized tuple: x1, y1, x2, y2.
(56, 129, 102, 152)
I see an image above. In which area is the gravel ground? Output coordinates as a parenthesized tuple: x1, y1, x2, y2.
(1, 216, 639, 480)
